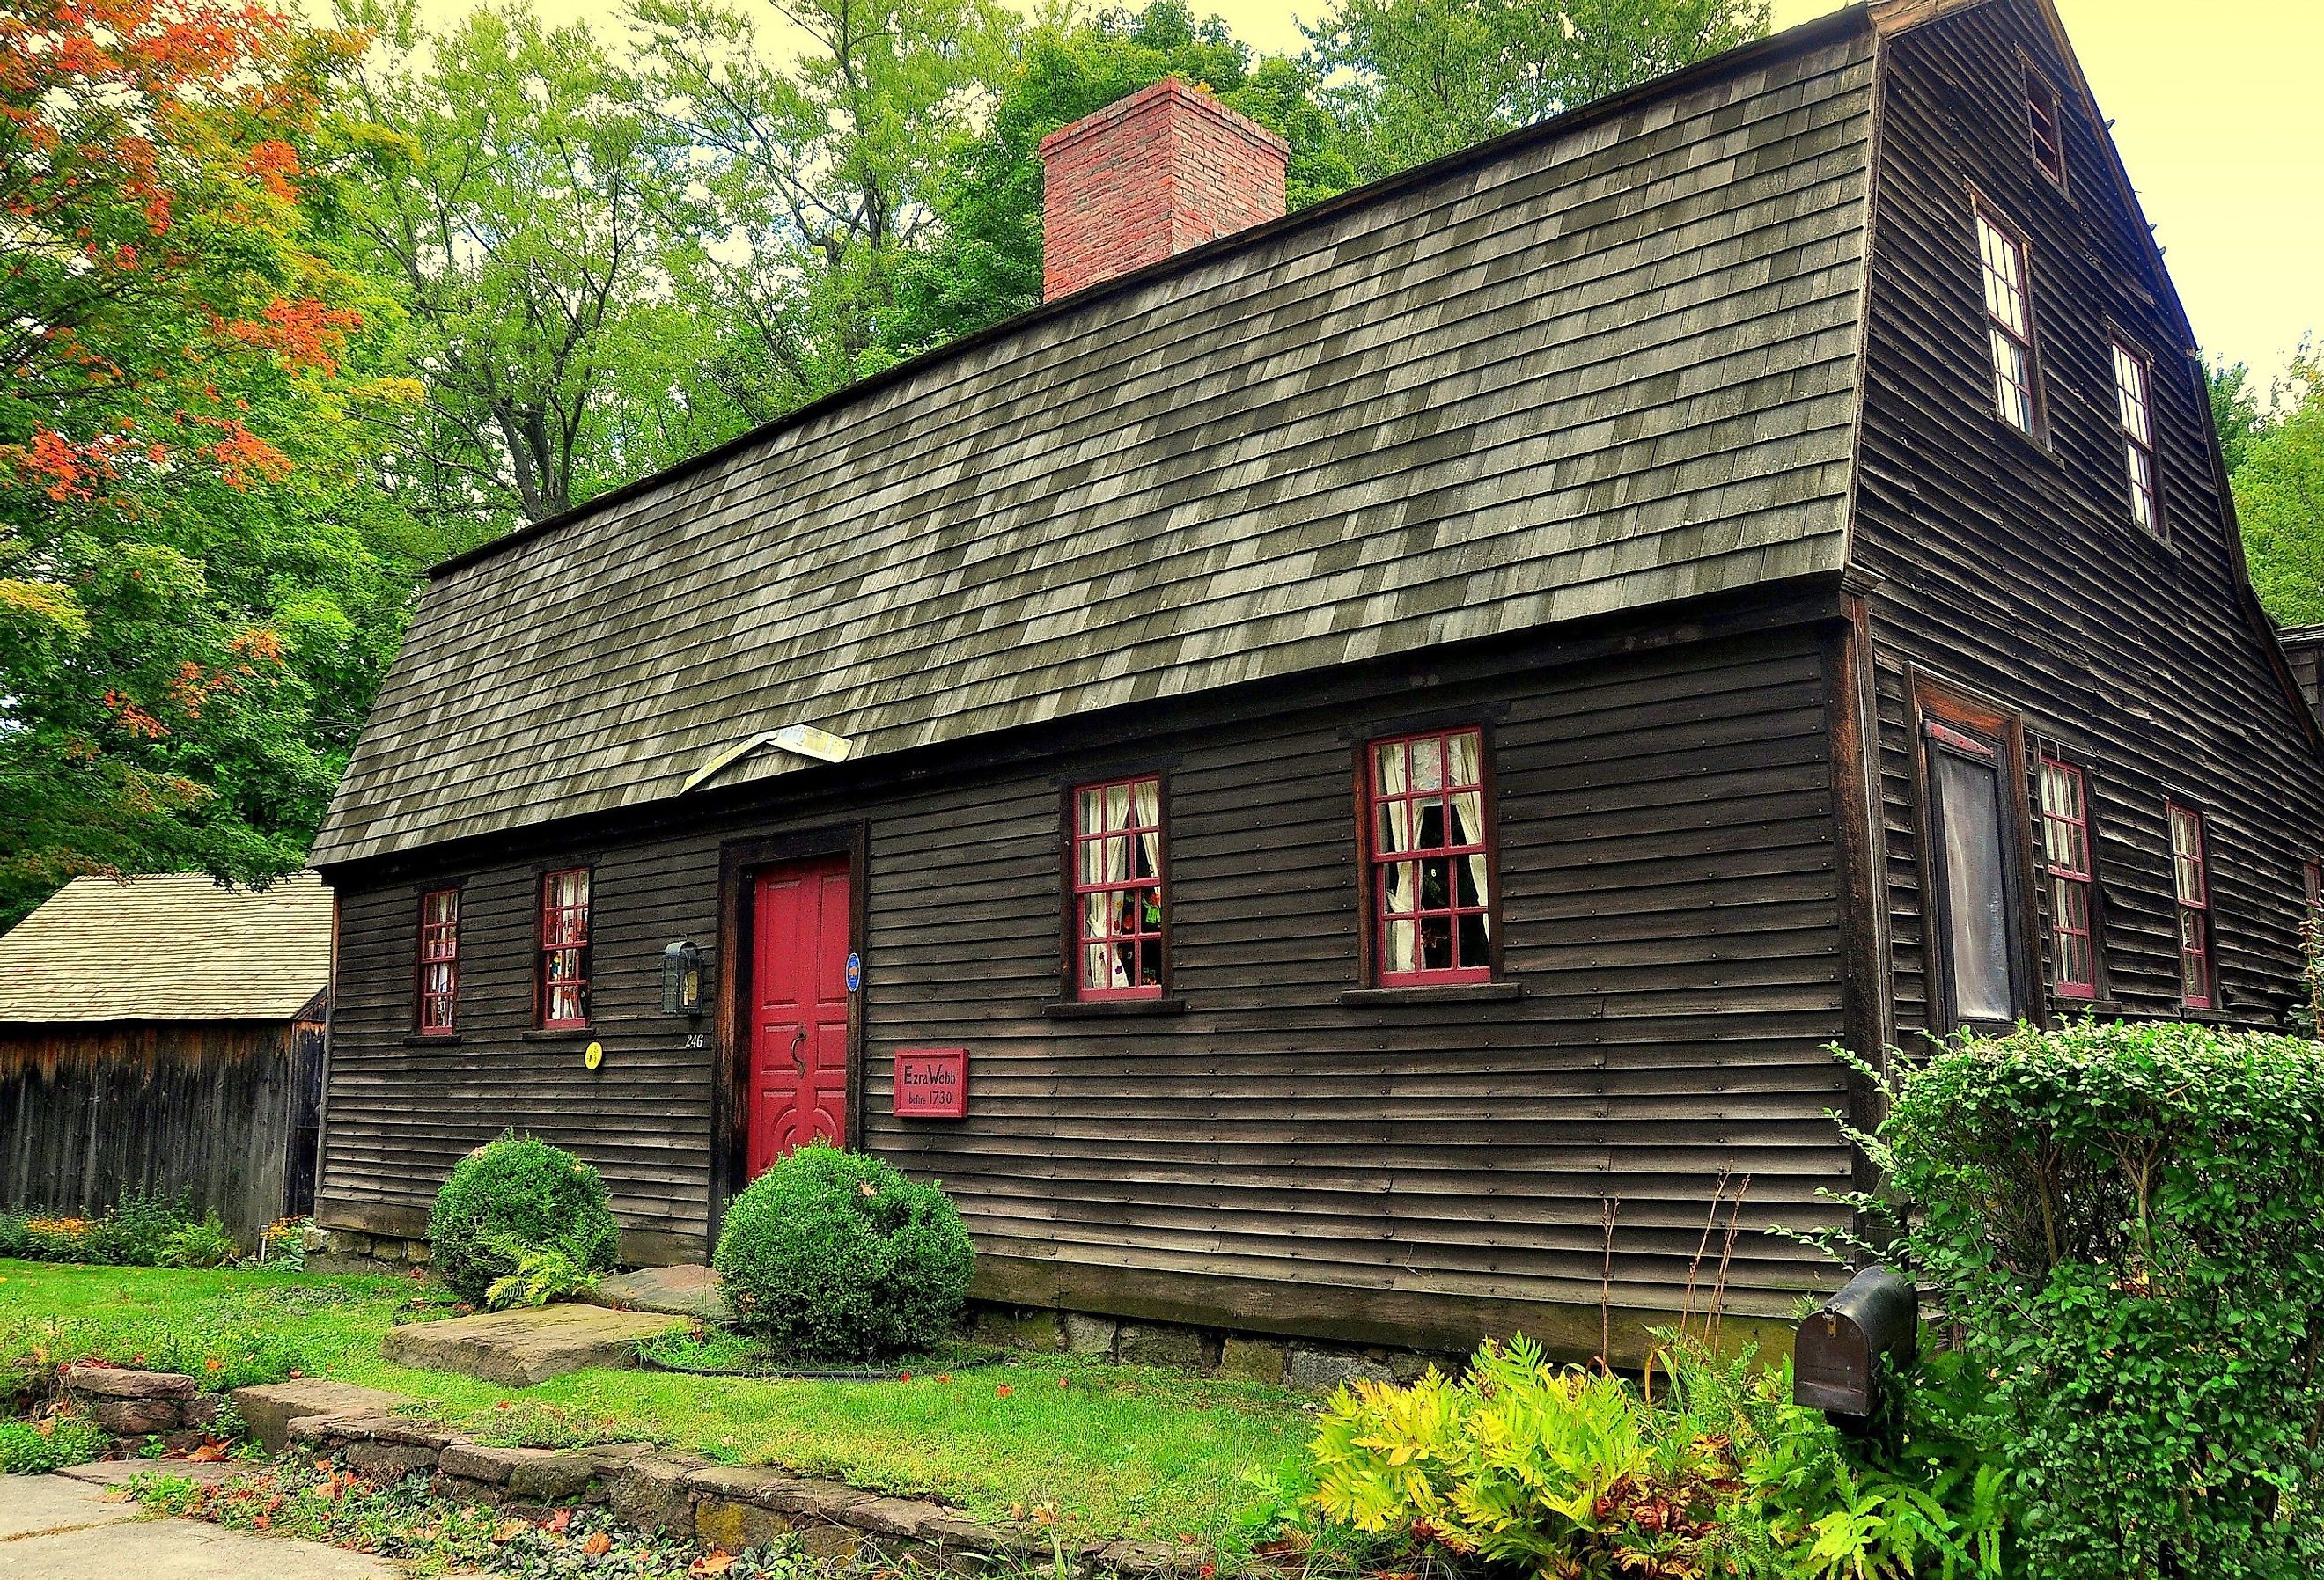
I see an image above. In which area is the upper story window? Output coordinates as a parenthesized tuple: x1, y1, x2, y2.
(1975, 204, 2041, 437)
(1366, 727, 1494, 986)
(539, 867, 592, 1029)
(417, 888, 460, 1035)
(1071, 775, 1165, 999)
(2035, 758, 2095, 1000)
(2024, 66, 2066, 188)
(2168, 805, 2212, 1010)
(2111, 341, 2161, 534)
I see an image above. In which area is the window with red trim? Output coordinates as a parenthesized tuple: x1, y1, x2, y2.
(2111, 341, 2161, 534)
(1975, 204, 2040, 437)
(2024, 67, 2065, 188)
(2035, 759, 2095, 999)
(1366, 727, 1493, 986)
(417, 888, 460, 1034)
(2168, 805, 2211, 1009)
(1071, 776, 1165, 999)
(539, 868, 592, 1028)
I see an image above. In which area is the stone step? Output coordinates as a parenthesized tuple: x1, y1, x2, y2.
(233, 1378, 417, 1454)
(582, 1264, 732, 1326)
(380, 1303, 693, 1386)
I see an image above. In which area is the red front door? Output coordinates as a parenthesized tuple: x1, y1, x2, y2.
(746, 856, 852, 1177)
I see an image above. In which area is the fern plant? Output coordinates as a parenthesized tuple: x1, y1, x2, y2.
(479, 1232, 600, 1311)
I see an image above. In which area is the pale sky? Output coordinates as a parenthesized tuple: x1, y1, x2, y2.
(394, 0, 2319, 386)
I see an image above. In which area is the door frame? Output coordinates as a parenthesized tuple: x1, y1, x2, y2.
(711, 823, 869, 1236)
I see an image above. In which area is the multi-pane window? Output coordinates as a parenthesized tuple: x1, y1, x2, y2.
(2024, 67, 2066, 187)
(539, 868, 592, 1028)
(1367, 727, 1493, 985)
(417, 888, 460, 1034)
(1975, 207, 2039, 436)
(2167, 805, 2211, 1010)
(2036, 759, 2095, 1000)
(2111, 341, 2161, 533)
(1071, 776, 1165, 999)
(1926, 721, 2025, 1026)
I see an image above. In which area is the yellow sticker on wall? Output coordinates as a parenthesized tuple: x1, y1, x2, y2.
(584, 1041, 603, 1070)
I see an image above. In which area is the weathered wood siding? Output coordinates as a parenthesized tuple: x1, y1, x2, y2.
(320, 621, 1853, 1351)
(0, 1021, 315, 1239)
(1854, 0, 2324, 1037)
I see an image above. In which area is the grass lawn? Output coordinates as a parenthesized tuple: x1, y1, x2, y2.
(0, 1259, 1321, 1554)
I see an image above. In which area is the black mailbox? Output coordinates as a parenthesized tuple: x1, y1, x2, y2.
(1794, 1266, 1918, 1426)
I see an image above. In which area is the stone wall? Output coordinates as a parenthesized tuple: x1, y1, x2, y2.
(61, 1365, 227, 1457)
(967, 1301, 1456, 1390)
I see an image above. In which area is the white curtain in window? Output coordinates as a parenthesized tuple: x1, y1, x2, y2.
(1134, 778, 1161, 886)
(1374, 744, 1418, 974)
(1447, 731, 1489, 920)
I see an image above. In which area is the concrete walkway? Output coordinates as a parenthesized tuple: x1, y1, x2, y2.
(0, 1468, 394, 1578)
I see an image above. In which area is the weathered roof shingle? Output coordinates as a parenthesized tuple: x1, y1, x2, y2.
(0, 873, 333, 1023)
(313, 16, 1878, 866)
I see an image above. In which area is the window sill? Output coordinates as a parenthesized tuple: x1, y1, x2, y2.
(522, 1028, 594, 1041)
(1342, 982, 1523, 1006)
(404, 1033, 462, 1047)
(1989, 413, 2061, 467)
(1043, 997, 1188, 1019)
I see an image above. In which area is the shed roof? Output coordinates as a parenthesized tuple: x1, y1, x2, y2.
(0, 873, 333, 1024)
(313, 9, 1879, 867)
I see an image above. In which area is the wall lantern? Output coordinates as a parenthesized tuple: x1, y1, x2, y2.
(1793, 1265, 1918, 1431)
(661, 941, 706, 1017)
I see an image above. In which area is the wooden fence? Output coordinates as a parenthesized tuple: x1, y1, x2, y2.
(0, 1018, 321, 1242)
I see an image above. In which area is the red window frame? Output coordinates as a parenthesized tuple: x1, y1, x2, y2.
(1974, 202, 2041, 437)
(1070, 775, 1166, 1001)
(2111, 340, 2162, 535)
(416, 887, 460, 1035)
(538, 867, 592, 1029)
(2167, 805, 2211, 1010)
(2035, 758, 2095, 1000)
(1364, 726, 1495, 987)
(2024, 65, 2066, 189)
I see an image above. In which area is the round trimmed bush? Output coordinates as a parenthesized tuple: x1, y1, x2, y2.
(429, 1131, 620, 1305)
(713, 1143, 973, 1359)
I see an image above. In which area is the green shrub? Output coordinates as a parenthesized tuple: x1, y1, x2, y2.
(0, 1191, 203, 1267)
(712, 1143, 973, 1360)
(1863, 1022, 2324, 1578)
(428, 1133, 620, 1306)
(1306, 1334, 2007, 1579)
(0, 1415, 108, 1474)
(162, 1215, 237, 1268)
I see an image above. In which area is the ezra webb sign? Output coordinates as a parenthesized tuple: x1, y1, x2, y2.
(894, 1048, 968, 1119)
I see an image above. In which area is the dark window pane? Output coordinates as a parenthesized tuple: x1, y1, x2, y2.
(1937, 749, 2016, 1023)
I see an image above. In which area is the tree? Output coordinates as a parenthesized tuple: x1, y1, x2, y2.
(336, 0, 710, 525)
(0, 0, 436, 929)
(2232, 348, 2324, 628)
(2209, 356, 2269, 477)
(888, 0, 1355, 353)
(1304, 0, 1771, 180)
(627, 0, 1016, 421)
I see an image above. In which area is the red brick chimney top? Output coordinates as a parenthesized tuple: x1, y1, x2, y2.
(1036, 78, 1290, 302)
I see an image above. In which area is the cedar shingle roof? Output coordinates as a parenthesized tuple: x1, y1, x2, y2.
(0, 873, 333, 1024)
(313, 11, 1879, 866)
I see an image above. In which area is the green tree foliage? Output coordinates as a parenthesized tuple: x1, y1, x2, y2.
(629, 0, 1017, 417)
(0, 0, 440, 930)
(1303, 0, 1771, 180)
(335, 0, 718, 525)
(2226, 349, 2324, 627)
(889, 1, 1354, 351)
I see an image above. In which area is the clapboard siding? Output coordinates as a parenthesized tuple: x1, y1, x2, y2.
(1854, 0, 2324, 1037)
(321, 622, 1851, 1339)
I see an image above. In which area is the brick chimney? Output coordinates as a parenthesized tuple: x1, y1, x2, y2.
(1037, 78, 1289, 301)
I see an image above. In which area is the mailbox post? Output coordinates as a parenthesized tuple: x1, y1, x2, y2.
(1793, 1266, 1918, 1430)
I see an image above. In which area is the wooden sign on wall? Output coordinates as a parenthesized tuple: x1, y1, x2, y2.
(894, 1048, 968, 1119)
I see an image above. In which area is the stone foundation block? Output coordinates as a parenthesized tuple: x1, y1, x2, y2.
(232, 1379, 412, 1455)
(90, 1398, 181, 1435)
(179, 1395, 223, 1429)
(1217, 1337, 1289, 1385)
(1115, 1323, 1214, 1371)
(347, 1440, 441, 1483)
(795, 1524, 864, 1561)
(437, 1444, 556, 1485)
(1286, 1347, 1396, 1392)
(971, 1307, 1064, 1351)
(1062, 1313, 1119, 1357)
(609, 1458, 702, 1535)
(506, 1443, 651, 1503)
(695, 1496, 796, 1554)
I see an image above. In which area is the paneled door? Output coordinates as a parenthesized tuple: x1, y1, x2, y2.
(746, 856, 852, 1177)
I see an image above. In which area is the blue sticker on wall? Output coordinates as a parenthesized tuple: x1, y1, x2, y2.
(845, 953, 862, 993)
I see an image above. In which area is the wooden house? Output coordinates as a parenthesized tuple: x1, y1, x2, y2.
(0, 873, 333, 1240)
(306, 0, 2324, 1360)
